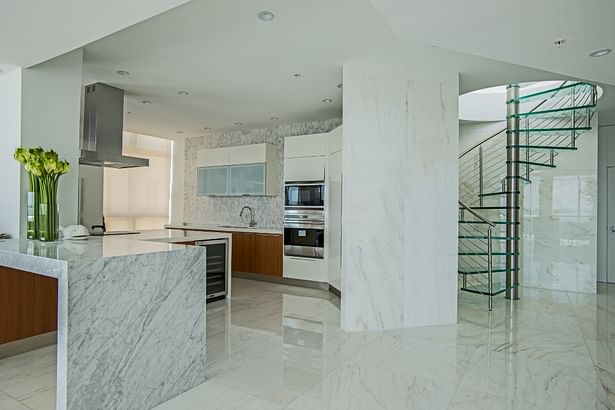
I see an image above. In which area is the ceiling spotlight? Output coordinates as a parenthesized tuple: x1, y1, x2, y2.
(115, 70, 130, 76)
(203, 127, 211, 130)
(178, 90, 189, 96)
(142, 100, 151, 104)
(257, 11, 275, 21)
(176, 131, 184, 134)
(293, 73, 302, 78)
(322, 98, 333, 103)
(589, 48, 612, 57)
(553, 39, 566, 48)
(270, 116, 279, 121)
(127, 111, 132, 115)
(337, 83, 343, 88)
(235, 122, 243, 126)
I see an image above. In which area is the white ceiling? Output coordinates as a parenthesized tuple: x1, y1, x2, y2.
(0, 0, 191, 71)
(369, 0, 615, 86)
(82, 0, 593, 139)
(6, 0, 615, 138)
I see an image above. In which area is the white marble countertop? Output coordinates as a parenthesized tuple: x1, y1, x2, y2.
(166, 223, 283, 235)
(0, 229, 230, 279)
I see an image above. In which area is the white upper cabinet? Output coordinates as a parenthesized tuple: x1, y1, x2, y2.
(328, 125, 342, 154)
(284, 157, 325, 182)
(284, 133, 328, 158)
(197, 147, 229, 167)
(196, 143, 277, 196)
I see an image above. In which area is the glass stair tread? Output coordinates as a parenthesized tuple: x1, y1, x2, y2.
(459, 267, 518, 274)
(479, 191, 520, 197)
(461, 283, 509, 296)
(459, 220, 519, 225)
(458, 235, 519, 240)
(506, 82, 595, 104)
(459, 251, 518, 256)
(512, 126, 591, 133)
(460, 205, 520, 210)
(505, 175, 532, 183)
(508, 104, 595, 119)
(508, 145, 577, 151)
(507, 160, 556, 168)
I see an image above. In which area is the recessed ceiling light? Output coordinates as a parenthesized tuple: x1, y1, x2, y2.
(176, 131, 184, 134)
(115, 70, 130, 76)
(203, 127, 211, 130)
(235, 122, 243, 126)
(589, 48, 612, 57)
(293, 73, 301, 78)
(322, 98, 333, 103)
(127, 111, 132, 115)
(337, 83, 343, 89)
(142, 100, 151, 104)
(178, 90, 189, 96)
(553, 39, 566, 48)
(270, 116, 279, 121)
(257, 11, 275, 21)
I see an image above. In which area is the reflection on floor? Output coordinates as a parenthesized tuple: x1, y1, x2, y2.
(1, 278, 614, 409)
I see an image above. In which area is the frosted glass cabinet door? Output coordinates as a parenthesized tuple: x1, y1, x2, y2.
(197, 166, 229, 196)
(229, 164, 266, 195)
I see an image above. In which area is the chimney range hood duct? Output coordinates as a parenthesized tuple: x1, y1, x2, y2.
(80, 83, 149, 169)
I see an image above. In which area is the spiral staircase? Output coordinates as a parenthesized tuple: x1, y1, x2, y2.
(458, 81, 598, 310)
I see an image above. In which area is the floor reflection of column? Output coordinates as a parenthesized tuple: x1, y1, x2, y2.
(503, 300, 519, 403)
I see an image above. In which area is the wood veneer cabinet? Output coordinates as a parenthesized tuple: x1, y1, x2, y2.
(231, 232, 282, 277)
(0, 266, 58, 345)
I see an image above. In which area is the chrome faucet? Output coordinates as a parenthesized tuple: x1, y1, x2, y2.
(240, 206, 256, 227)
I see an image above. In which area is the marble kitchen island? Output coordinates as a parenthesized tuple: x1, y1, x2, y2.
(0, 230, 231, 410)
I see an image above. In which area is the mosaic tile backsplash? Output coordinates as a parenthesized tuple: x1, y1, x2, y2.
(184, 118, 342, 228)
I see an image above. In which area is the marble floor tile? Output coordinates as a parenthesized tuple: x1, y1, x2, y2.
(3, 279, 615, 410)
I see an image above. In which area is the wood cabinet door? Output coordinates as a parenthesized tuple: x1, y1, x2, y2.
(254, 234, 283, 277)
(231, 232, 255, 273)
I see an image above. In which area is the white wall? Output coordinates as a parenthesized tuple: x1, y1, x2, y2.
(341, 61, 459, 331)
(20, 49, 83, 232)
(598, 124, 615, 282)
(170, 137, 185, 224)
(0, 69, 23, 237)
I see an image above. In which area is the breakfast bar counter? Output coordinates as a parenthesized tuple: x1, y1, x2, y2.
(0, 230, 229, 410)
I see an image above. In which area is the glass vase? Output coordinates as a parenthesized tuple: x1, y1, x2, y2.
(38, 178, 59, 242)
(26, 173, 40, 240)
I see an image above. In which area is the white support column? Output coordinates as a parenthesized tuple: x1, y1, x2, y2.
(341, 61, 459, 331)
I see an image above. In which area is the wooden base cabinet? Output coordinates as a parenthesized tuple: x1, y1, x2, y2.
(0, 267, 58, 345)
(231, 232, 282, 277)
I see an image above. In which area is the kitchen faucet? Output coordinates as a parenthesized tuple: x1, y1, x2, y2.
(240, 206, 257, 227)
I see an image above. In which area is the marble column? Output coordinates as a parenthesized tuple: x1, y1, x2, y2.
(341, 62, 459, 331)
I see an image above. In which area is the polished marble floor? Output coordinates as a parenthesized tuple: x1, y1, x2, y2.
(1, 278, 615, 409)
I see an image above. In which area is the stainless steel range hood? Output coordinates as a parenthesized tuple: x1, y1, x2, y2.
(80, 83, 149, 169)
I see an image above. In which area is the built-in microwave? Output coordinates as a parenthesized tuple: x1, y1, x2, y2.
(284, 182, 324, 209)
(284, 209, 324, 259)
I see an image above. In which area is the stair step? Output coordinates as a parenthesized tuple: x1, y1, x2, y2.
(507, 160, 556, 168)
(460, 205, 520, 210)
(459, 220, 519, 225)
(512, 126, 591, 133)
(459, 267, 518, 274)
(508, 104, 595, 119)
(460, 283, 509, 296)
(458, 235, 519, 240)
(507, 81, 595, 104)
(508, 145, 578, 151)
(479, 191, 520, 197)
(505, 175, 532, 183)
(459, 251, 518, 256)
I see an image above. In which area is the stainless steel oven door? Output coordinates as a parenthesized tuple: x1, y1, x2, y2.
(284, 224, 324, 259)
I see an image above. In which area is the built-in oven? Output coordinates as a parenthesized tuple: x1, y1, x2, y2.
(284, 209, 325, 259)
(284, 182, 325, 209)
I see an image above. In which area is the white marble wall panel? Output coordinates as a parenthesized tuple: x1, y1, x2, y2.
(184, 119, 341, 228)
(341, 62, 459, 331)
(522, 121, 598, 293)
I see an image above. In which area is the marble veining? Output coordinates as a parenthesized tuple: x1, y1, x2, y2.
(0, 231, 221, 410)
(341, 62, 459, 331)
(183, 119, 341, 228)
